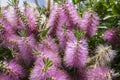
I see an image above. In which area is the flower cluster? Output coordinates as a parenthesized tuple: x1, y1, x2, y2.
(0, 1, 117, 80)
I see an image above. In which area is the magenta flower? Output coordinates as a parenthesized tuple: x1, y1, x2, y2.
(29, 56, 49, 80)
(80, 11, 99, 37)
(35, 37, 61, 66)
(64, 38, 88, 68)
(47, 6, 64, 37)
(16, 35, 36, 66)
(2, 6, 26, 31)
(29, 56, 55, 80)
(30, 56, 69, 80)
(0, 73, 13, 80)
(0, 15, 15, 37)
(0, 61, 26, 80)
(87, 66, 113, 80)
(2, 7, 24, 30)
(103, 28, 120, 45)
(61, 3, 81, 28)
(56, 27, 76, 52)
(2, 7, 17, 26)
(47, 6, 59, 28)
(24, 4, 38, 31)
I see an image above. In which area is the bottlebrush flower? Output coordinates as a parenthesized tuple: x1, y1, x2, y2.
(0, 73, 13, 80)
(29, 56, 55, 80)
(2, 7, 19, 29)
(80, 11, 99, 37)
(13, 7, 25, 30)
(56, 27, 76, 52)
(103, 28, 120, 45)
(47, 6, 64, 37)
(0, 16, 15, 36)
(29, 56, 49, 80)
(0, 61, 26, 80)
(64, 38, 88, 68)
(24, 3, 38, 31)
(12, 3, 29, 29)
(0, 35, 20, 50)
(30, 56, 69, 80)
(36, 37, 61, 66)
(87, 66, 113, 80)
(88, 44, 116, 66)
(61, 3, 81, 28)
(17, 35, 36, 66)
(2, 6, 25, 30)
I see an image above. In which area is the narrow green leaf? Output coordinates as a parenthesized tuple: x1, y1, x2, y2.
(72, 0, 81, 4)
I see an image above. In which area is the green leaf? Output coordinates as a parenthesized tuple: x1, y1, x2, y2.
(41, 29, 49, 37)
(8, 0, 19, 6)
(33, 49, 41, 55)
(74, 30, 85, 40)
(103, 15, 117, 20)
(46, 60, 53, 67)
(72, 0, 81, 4)
(42, 58, 53, 72)
(0, 47, 12, 60)
(43, 58, 53, 67)
(17, 29, 27, 37)
(13, 0, 19, 4)
(40, 28, 50, 39)
(112, 2, 120, 15)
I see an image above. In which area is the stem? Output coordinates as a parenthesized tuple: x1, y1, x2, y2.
(89, 0, 92, 8)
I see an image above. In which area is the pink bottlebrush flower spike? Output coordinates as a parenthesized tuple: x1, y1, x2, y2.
(80, 11, 100, 37)
(87, 66, 113, 80)
(36, 37, 61, 66)
(103, 28, 120, 45)
(60, 3, 81, 28)
(56, 27, 76, 52)
(7, 6, 25, 30)
(0, 61, 26, 80)
(0, 73, 14, 80)
(24, 3, 39, 31)
(2, 6, 24, 30)
(16, 35, 36, 66)
(30, 56, 69, 80)
(29, 56, 48, 80)
(0, 10, 15, 36)
(29, 56, 55, 80)
(0, 35, 20, 50)
(64, 38, 88, 68)
(47, 6, 64, 37)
